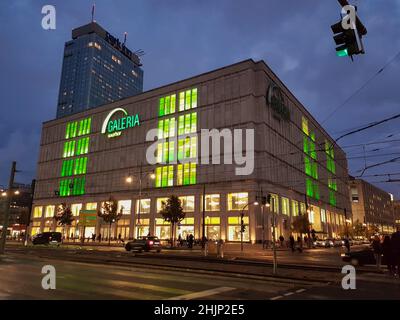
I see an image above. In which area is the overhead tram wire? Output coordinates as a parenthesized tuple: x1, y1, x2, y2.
(321, 49, 400, 125)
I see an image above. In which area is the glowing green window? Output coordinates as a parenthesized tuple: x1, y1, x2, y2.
(183, 163, 190, 185)
(86, 118, 91, 135)
(177, 164, 183, 185)
(304, 156, 312, 176)
(164, 119, 170, 138)
(159, 97, 165, 116)
(312, 162, 318, 179)
(64, 141, 75, 157)
(306, 178, 313, 197)
(169, 118, 176, 137)
(184, 137, 191, 159)
(191, 112, 197, 133)
(184, 114, 191, 134)
(310, 141, 317, 160)
(329, 191, 336, 206)
(170, 94, 176, 113)
(191, 88, 197, 108)
(165, 96, 170, 115)
(169, 141, 175, 162)
(190, 137, 197, 158)
(178, 115, 184, 135)
(158, 120, 164, 139)
(65, 123, 71, 139)
(185, 90, 191, 110)
(168, 165, 174, 186)
(179, 92, 185, 112)
(190, 163, 196, 184)
(303, 137, 309, 154)
(161, 166, 168, 187)
(328, 178, 337, 191)
(78, 120, 83, 136)
(155, 167, 162, 187)
(163, 142, 169, 163)
(302, 117, 309, 136)
(178, 139, 184, 160)
(157, 143, 163, 163)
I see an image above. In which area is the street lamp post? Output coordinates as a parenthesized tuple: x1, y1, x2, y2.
(0, 161, 17, 255)
(126, 164, 155, 239)
(271, 197, 277, 275)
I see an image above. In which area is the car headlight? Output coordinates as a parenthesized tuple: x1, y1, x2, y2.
(340, 253, 346, 257)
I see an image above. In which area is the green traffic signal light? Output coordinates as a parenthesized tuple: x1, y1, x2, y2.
(336, 48, 349, 57)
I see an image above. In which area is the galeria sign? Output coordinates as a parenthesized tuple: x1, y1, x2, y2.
(101, 107, 140, 138)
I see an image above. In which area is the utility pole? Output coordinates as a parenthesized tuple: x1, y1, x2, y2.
(0, 161, 17, 255)
(271, 196, 277, 275)
(202, 184, 206, 250)
(24, 179, 36, 246)
(137, 163, 142, 239)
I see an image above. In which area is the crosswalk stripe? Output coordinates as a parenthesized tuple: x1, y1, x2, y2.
(168, 287, 235, 300)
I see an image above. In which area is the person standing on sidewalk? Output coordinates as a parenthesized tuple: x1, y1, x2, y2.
(391, 225, 400, 277)
(372, 235, 383, 270)
(289, 235, 295, 252)
(344, 237, 351, 254)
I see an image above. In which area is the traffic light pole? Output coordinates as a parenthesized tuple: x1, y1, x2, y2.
(271, 197, 277, 275)
(24, 179, 36, 246)
(0, 161, 17, 255)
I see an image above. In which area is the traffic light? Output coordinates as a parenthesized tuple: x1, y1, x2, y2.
(331, 2, 367, 58)
(240, 224, 246, 233)
(331, 21, 360, 57)
(266, 194, 271, 205)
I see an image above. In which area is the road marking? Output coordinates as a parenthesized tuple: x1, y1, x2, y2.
(284, 292, 294, 296)
(168, 286, 235, 300)
(296, 288, 306, 293)
(270, 295, 283, 300)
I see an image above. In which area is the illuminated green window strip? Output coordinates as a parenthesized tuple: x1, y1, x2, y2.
(63, 141, 76, 158)
(168, 141, 175, 162)
(177, 112, 197, 135)
(155, 167, 162, 187)
(177, 163, 196, 186)
(157, 143, 163, 163)
(65, 123, 70, 139)
(158, 120, 164, 139)
(328, 178, 337, 191)
(329, 190, 337, 206)
(159, 94, 176, 117)
(179, 92, 185, 112)
(185, 90, 191, 110)
(191, 88, 197, 109)
(163, 142, 169, 163)
(304, 156, 312, 176)
(178, 139, 184, 160)
(302, 117, 309, 136)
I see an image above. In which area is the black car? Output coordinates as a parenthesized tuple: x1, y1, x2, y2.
(342, 248, 386, 266)
(125, 236, 162, 252)
(32, 232, 62, 245)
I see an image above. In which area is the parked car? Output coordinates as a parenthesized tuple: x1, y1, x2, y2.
(341, 248, 386, 266)
(32, 232, 62, 245)
(125, 236, 162, 253)
(313, 239, 334, 248)
(333, 239, 345, 247)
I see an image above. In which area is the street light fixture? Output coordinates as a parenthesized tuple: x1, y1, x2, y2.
(125, 167, 155, 238)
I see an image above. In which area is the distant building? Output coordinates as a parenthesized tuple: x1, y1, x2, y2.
(349, 177, 395, 234)
(393, 200, 400, 226)
(0, 183, 33, 238)
(56, 22, 143, 119)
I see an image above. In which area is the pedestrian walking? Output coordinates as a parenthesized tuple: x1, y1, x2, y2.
(178, 235, 182, 247)
(92, 233, 96, 242)
(344, 237, 351, 253)
(98, 233, 102, 243)
(297, 236, 303, 253)
(372, 235, 383, 270)
(279, 235, 285, 248)
(382, 235, 393, 275)
(289, 235, 295, 252)
(391, 225, 400, 277)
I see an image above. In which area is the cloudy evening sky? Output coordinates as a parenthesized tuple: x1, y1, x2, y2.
(0, 0, 399, 197)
